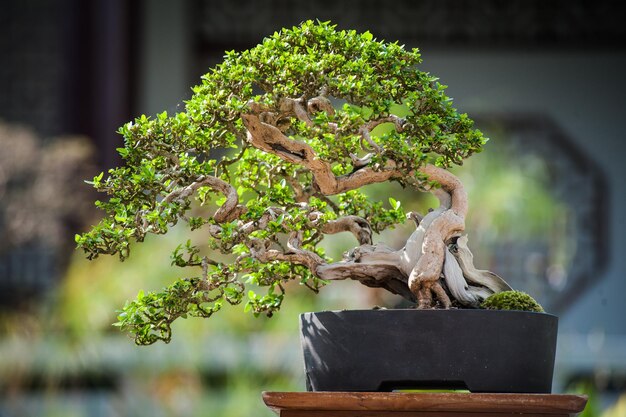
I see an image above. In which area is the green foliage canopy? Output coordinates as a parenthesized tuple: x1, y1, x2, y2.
(76, 21, 486, 344)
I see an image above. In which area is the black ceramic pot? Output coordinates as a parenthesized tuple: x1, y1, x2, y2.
(300, 309, 557, 393)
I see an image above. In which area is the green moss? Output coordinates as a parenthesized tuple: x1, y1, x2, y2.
(480, 290, 544, 313)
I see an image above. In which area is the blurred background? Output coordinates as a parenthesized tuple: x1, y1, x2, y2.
(1, 0, 625, 416)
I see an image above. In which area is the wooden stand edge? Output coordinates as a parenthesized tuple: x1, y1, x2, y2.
(262, 392, 588, 417)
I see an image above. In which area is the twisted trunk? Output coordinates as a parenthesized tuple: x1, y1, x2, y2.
(240, 100, 509, 308)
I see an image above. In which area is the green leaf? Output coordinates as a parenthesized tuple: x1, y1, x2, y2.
(389, 197, 400, 209)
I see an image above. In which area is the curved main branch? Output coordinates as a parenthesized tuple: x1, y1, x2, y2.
(242, 111, 398, 195)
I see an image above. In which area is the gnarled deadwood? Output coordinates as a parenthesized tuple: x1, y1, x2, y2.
(451, 235, 513, 293)
(316, 245, 414, 301)
(443, 247, 491, 307)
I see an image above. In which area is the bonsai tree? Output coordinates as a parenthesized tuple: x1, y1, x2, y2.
(77, 21, 516, 345)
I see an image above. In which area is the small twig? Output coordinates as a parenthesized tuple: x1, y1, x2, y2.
(358, 115, 406, 153)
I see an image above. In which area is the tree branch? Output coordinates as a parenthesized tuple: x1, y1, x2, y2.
(248, 232, 324, 272)
(242, 112, 399, 195)
(320, 215, 373, 245)
(279, 97, 313, 127)
(359, 115, 405, 152)
(162, 175, 245, 223)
